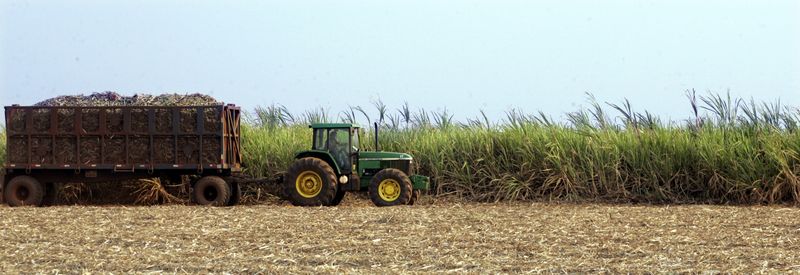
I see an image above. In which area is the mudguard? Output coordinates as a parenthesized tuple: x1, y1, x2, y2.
(294, 150, 342, 175)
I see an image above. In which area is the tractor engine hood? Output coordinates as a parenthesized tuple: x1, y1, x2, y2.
(358, 151, 413, 160)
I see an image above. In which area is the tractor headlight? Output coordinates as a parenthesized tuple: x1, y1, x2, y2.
(339, 175, 349, 184)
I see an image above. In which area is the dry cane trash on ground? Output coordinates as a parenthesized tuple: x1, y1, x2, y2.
(0, 202, 798, 273)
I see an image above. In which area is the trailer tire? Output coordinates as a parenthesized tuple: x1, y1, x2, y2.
(192, 176, 231, 206)
(369, 168, 412, 207)
(227, 181, 241, 206)
(284, 157, 337, 206)
(5, 176, 45, 207)
(42, 182, 58, 206)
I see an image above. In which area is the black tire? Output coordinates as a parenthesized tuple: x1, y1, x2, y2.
(408, 190, 421, 205)
(283, 157, 338, 206)
(331, 186, 347, 206)
(369, 168, 413, 207)
(192, 176, 231, 206)
(5, 176, 45, 207)
(227, 181, 241, 206)
(42, 182, 58, 206)
(330, 173, 358, 206)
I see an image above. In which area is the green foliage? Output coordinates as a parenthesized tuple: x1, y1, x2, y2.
(240, 124, 309, 179)
(237, 92, 800, 204)
(3, 92, 799, 204)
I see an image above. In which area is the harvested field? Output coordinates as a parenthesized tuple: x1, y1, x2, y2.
(1, 201, 799, 273)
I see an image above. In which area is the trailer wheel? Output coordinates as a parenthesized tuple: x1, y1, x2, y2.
(42, 182, 58, 206)
(227, 181, 241, 206)
(5, 176, 45, 207)
(284, 157, 337, 206)
(369, 168, 412, 207)
(192, 176, 231, 206)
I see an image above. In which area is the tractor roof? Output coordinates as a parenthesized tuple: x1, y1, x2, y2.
(309, 123, 360, 129)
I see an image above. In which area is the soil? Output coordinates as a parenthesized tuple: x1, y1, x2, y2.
(0, 201, 798, 273)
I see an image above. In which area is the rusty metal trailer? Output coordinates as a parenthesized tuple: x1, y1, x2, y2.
(3, 104, 243, 206)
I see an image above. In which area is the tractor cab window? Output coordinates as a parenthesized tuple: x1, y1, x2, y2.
(327, 128, 351, 172)
(313, 129, 328, 150)
(327, 129, 349, 151)
(351, 128, 359, 152)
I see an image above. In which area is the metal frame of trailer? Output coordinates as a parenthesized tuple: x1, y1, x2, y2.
(3, 104, 243, 206)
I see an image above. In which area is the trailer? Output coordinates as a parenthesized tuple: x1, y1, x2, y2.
(3, 104, 243, 206)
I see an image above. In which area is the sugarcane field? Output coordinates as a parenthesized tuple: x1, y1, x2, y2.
(2, 91, 800, 272)
(3, 1, 799, 273)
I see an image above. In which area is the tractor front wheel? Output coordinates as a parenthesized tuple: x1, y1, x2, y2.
(284, 157, 338, 206)
(369, 168, 412, 207)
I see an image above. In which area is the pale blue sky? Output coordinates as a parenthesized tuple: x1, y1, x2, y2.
(1, 0, 798, 123)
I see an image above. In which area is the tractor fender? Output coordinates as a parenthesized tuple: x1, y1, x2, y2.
(294, 150, 342, 175)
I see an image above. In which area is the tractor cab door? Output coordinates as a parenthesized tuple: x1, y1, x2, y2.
(313, 128, 353, 174)
(350, 128, 360, 173)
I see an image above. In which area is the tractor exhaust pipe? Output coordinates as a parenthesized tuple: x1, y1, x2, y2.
(374, 122, 379, 151)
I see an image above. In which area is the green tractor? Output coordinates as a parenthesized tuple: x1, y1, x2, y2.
(283, 123, 429, 206)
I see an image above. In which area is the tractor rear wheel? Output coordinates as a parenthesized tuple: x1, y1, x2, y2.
(330, 187, 346, 206)
(5, 175, 45, 207)
(284, 157, 338, 206)
(369, 168, 412, 207)
(330, 173, 358, 206)
(192, 176, 231, 206)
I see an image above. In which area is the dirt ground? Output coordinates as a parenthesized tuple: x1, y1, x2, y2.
(1, 197, 799, 273)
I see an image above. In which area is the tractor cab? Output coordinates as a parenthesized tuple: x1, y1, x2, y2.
(310, 123, 359, 175)
(283, 123, 430, 207)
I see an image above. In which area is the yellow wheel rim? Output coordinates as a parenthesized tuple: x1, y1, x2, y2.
(378, 179, 401, 202)
(296, 171, 323, 198)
